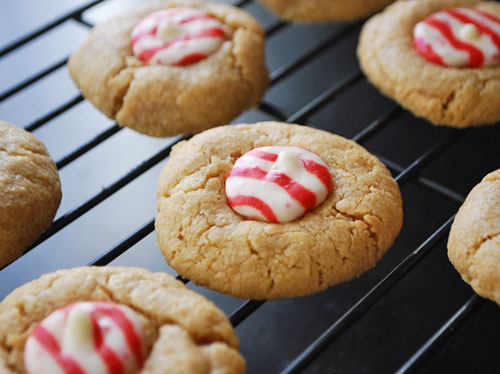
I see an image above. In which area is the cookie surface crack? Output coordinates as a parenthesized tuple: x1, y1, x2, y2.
(473, 232, 500, 255)
(442, 90, 456, 110)
(110, 68, 135, 118)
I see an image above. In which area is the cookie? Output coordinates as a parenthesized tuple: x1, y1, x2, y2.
(448, 169, 500, 306)
(256, 0, 395, 22)
(68, 0, 268, 137)
(155, 122, 403, 300)
(0, 266, 245, 374)
(0, 121, 61, 268)
(358, 0, 500, 128)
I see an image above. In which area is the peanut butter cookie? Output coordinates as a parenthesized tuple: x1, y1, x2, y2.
(0, 121, 61, 268)
(257, 0, 394, 22)
(156, 122, 403, 300)
(68, 0, 268, 137)
(0, 266, 244, 374)
(448, 169, 500, 306)
(358, 0, 500, 127)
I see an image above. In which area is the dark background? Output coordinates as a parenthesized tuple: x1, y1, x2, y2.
(1, 0, 499, 372)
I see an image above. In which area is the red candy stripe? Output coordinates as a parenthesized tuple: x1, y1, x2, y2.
(474, 8, 500, 24)
(424, 17, 484, 67)
(131, 8, 227, 65)
(94, 305, 144, 368)
(227, 195, 279, 222)
(177, 52, 208, 65)
(179, 13, 214, 24)
(301, 159, 333, 193)
(245, 149, 278, 162)
(31, 303, 143, 374)
(131, 11, 216, 42)
(245, 148, 332, 191)
(229, 166, 317, 210)
(32, 325, 86, 374)
(414, 8, 500, 67)
(137, 27, 226, 63)
(446, 9, 500, 51)
(413, 37, 445, 65)
(226, 146, 333, 223)
(91, 316, 124, 374)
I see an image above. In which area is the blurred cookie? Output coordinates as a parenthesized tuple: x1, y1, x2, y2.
(358, 0, 500, 127)
(156, 122, 403, 299)
(0, 266, 245, 373)
(0, 121, 61, 268)
(68, 0, 268, 137)
(448, 169, 500, 305)
(257, 0, 394, 22)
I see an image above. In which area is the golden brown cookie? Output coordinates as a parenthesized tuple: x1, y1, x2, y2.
(448, 169, 500, 306)
(68, 0, 268, 137)
(0, 121, 61, 268)
(358, 0, 500, 128)
(257, 0, 395, 22)
(0, 266, 245, 374)
(155, 122, 403, 300)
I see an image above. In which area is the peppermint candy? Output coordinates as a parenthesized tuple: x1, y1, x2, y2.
(413, 8, 500, 67)
(24, 302, 145, 374)
(225, 146, 332, 223)
(130, 7, 229, 66)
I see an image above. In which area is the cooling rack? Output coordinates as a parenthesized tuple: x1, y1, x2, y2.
(1, 0, 500, 372)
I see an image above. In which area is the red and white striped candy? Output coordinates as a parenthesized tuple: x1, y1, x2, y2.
(225, 146, 332, 223)
(24, 302, 145, 374)
(131, 7, 229, 66)
(413, 8, 500, 67)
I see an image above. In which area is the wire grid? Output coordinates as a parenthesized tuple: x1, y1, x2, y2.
(0, 0, 497, 372)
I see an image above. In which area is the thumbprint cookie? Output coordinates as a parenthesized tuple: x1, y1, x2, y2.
(155, 122, 403, 299)
(358, 0, 500, 127)
(68, 0, 268, 137)
(0, 266, 245, 373)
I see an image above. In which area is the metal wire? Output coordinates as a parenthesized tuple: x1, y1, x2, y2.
(0, 58, 68, 102)
(281, 214, 458, 374)
(395, 295, 482, 374)
(269, 22, 360, 84)
(89, 218, 156, 266)
(56, 123, 122, 169)
(25, 94, 84, 131)
(0, 0, 483, 372)
(28, 136, 183, 250)
(0, 0, 105, 58)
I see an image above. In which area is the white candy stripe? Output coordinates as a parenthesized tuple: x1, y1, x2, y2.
(131, 8, 206, 38)
(226, 146, 332, 223)
(244, 146, 331, 189)
(226, 176, 305, 222)
(233, 155, 275, 171)
(413, 7, 500, 67)
(24, 302, 144, 374)
(231, 204, 267, 221)
(415, 21, 470, 66)
(237, 154, 328, 201)
(252, 146, 328, 165)
(151, 36, 222, 65)
(131, 8, 227, 66)
(435, 11, 499, 53)
(455, 8, 500, 34)
(24, 338, 65, 374)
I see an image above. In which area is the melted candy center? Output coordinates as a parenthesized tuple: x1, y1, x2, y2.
(24, 301, 145, 374)
(413, 7, 500, 67)
(130, 7, 229, 66)
(225, 146, 332, 223)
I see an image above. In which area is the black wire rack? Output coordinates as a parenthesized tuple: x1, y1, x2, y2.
(1, 0, 500, 372)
